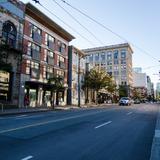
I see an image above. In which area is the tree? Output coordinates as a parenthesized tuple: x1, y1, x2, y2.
(82, 67, 112, 104)
(119, 85, 129, 98)
(47, 75, 63, 108)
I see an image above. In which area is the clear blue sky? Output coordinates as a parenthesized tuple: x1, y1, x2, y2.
(22, 0, 160, 87)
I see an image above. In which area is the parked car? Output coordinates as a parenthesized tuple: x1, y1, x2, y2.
(119, 97, 132, 106)
(134, 99, 141, 104)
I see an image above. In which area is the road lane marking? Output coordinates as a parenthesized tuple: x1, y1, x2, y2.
(126, 112, 132, 115)
(15, 115, 27, 118)
(0, 110, 110, 134)
(21, 155, 33, 160)
(95, 121, 112, 129)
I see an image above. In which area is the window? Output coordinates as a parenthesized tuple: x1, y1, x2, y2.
(100, 52, 105, 61)
(27, 42, 32, 56)
(57, 70, 65, 77)
(46, 66, 53, 79)
(45, 33, 55, 48)
(58, 55, 65, 63)
(107, 51, 112, 60)
(114, 59, 119, 65)
(57, 55, 65, 68)
(94, 53, 99, 62)
(61, 43, 66, 53)
(114, 66, 118, 71)
(121, 70, 126, 76)
(26, 60, 31, 74)
(31, 61, 39, 69)
(48, 51, 54, 58)
(2, 21, 17, 47)
(57, 41, 66, 53)
(114, 50, 119, 59)
(121, 49, 126, 58)
(89, 54, 93, 62)
(107, 60, 112, 65)
(27, 42, 41, 60)
(73, 53, 78, 66)
(121, 59, 126, 65)
(29, 23, 41, 38)
(32, 43, 40, 52)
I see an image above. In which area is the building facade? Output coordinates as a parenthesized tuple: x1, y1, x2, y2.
(67, 46, 85, 106)
(20, 3, 74, 107)
(0, 0, 24, 105)
(83, 43, 133, 97)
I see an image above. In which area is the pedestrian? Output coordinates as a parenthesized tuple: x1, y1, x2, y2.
(24, 94, 29, 108)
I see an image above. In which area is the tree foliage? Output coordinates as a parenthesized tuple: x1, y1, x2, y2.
(83, 67, 112, 92)
(47, 75, 63, 91)
(119, 85, 129, 97)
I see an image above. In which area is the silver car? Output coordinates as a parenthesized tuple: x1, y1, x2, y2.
(119, 97, 132, 106)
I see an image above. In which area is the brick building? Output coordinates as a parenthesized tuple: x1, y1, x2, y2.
(20, 3, 74, 107)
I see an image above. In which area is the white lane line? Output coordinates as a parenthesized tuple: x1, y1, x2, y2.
(21, 155, 33, 160)
(126, 112, 133, 115)
(0, 110, 109, 134)
(15, 115, 27, 118)
(15, 114, 27, 118)
(95, 121, 112, 129)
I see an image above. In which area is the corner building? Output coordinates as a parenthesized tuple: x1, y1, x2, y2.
(0, 0, 25, 105)
(83, 43, 133, 96)
(21, 3, 74, 107)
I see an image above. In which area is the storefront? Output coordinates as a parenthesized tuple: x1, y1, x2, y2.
(25, 81, 67, 107)
(0, 70, 11, 101)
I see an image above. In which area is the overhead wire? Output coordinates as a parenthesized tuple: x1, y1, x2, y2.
(31, 0, 96, 46)
(59, 0, 159, 62)
(51, 0, 105, 46)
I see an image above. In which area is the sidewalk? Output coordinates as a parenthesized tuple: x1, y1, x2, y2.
(150, 104, 160, 160)
(0, 103, 116, 116)
(0, 107, 52, 116)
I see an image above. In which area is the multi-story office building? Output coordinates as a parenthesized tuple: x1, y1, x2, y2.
(20, 3, 74, 107)
(83, 43, 133, 87)
(133, 67, 142, 73)
(0, 0, 25, 105)
(67, 46, 85, 106)
(133, 72, 147, 88)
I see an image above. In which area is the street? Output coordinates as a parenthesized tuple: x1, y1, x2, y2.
(0, 104, 158, 160)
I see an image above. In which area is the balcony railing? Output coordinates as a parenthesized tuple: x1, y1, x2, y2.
(32, 49, 40, 61)
(33, 32, 42, 44)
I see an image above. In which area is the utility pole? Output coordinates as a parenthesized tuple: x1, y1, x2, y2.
(78, 55, 81, 107)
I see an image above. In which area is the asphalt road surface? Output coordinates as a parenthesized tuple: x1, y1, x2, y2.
(0, 103, 158, 160)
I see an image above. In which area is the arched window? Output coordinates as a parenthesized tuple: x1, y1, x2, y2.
(2, 21, 17, 47)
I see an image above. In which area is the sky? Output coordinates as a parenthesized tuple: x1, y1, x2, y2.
(21, 0, 160, 87)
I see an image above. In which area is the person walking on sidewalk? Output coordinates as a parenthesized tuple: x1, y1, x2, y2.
(24, 94, 29, 108)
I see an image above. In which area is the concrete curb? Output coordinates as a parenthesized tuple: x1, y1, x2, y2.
(150, 105, 160, 160)
(0, 109, 53, 116)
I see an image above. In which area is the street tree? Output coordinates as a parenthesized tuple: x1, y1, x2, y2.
(82, 67, 112, 104)
(47, 75, 63, 109)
